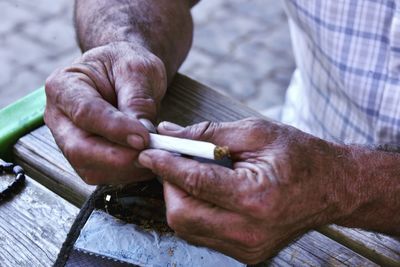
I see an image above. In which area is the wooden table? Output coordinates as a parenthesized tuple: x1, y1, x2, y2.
(1, 74, 399, 266)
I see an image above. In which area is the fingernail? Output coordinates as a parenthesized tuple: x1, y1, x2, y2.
(159, 121, 183, 132)
(133, 160, 145, 169)
(139, 118, 157, 133)
(127, 134, 145, 149)
(139, 152, 152, 168)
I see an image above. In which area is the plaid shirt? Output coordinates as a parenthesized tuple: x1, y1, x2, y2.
(281, 0, 400, 144)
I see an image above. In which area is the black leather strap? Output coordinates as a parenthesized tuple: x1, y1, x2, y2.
(0, 162, 25, 202)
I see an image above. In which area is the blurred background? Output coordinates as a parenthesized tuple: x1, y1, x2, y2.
(0, 0, 295, 116)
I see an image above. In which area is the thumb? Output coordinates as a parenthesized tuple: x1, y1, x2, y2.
(157, 121, 226, 144)
(116, 82, 159, 123)
(114, 57, 167, 123)
(157, 119, 263, 152)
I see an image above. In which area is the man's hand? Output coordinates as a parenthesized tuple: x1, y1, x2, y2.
(138, 118, 349, 263)
(45, 41, 167, 184)
(139, 118, 400, 264)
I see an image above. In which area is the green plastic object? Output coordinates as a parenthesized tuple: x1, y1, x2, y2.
(0, 87, 46, 160)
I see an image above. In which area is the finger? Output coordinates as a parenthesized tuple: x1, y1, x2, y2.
(164, 182, 268, 264)
(140, 149, 253, 211)
(46, 109, 153, 184)
(114, 53, 167, 122)
(46, 67, 149, 150)
(163, 182, 257, 244)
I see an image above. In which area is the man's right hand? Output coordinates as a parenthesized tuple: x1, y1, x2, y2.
(44, 41, 167, 185)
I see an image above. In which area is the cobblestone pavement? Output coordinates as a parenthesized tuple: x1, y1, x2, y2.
(0, 0, 295, 115)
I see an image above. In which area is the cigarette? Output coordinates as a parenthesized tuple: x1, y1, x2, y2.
(149, 133, 230, 160)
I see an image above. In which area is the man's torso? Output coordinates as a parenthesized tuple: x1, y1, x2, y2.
(282, 0, 400, 144)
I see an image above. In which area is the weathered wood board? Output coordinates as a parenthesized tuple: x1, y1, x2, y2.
(13, 74, 400, 266)
(13, 126, 95, 207)
(0, 160, 79, 266)
(320, 225, 400, 267)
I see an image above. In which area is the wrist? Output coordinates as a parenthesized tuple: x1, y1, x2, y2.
(77, 29, 177, 82)
(304, 138, 353, 226)
(313, 142, 376, 224)
(331, 145, 400, 232)
(328, 144, 366, 222)
(284, 134, 353, 228)
(75, 0, 194, 82)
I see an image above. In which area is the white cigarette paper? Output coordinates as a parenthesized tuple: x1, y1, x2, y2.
(149, 133, 229, 160)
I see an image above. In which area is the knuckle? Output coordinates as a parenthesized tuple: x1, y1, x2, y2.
(246, 116, 264, 124)
(43, 106, 52, 126)
(183, 165, 207, 197)
(233, 232, 267, 264)
(122, 53, 163, 77)
(44, 70, 60, 95)
(80, 45, 109, 63)
(183, 171, 201, 197)
(249, 235, 266, 250)
(98, 112, 125, 136)
(241, 231, 267, 251)
(241, 192, 268, 218)
(189, 121, 220, 141)
(237, 177, 269, 218)
(145, 54, 164, 73)
(45, 68, 66, 101)
(140, 53, 163, 71)
(241, 194, 269, 219)
(153, 157, 171, 177)
(248, 118, 269, 136)
(107, 149, 137, 169)
(70, 99, 90, 124)
(44, 77, 55, 96)
(122, 95, 158, 118)
(62, 139, 83, 169)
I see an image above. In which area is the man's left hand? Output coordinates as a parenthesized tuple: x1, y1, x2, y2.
(139, 118, 353, 264)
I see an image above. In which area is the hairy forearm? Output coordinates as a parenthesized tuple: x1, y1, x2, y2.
(335, 144, 400, 234)
(74, 0, 196, 80)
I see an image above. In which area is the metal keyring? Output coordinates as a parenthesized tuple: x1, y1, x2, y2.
(0, 162, 26, 202)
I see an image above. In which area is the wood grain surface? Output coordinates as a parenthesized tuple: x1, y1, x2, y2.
(13, 126, 95, 207)
(319, 225, 400, 267)
(13, 74, 400, 266)
(0, 160, 79, 266)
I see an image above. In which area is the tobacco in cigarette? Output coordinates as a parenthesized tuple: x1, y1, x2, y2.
(214, 146, 230, 160)
(149, 133, 230, 160)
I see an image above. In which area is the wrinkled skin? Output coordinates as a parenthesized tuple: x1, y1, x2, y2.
(45, 42, 167, 184)
(139, 118, 348, 264)
(44, 0, 399, 264)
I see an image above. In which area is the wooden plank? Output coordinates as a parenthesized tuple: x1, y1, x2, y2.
(13, 126, 95, 207)
(12, 74, 398, 266)
(0, 160, 79, 266)
(320, 225, 400, 267)
(268, 231, 377, 267)
(158, 75, 263, 125)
